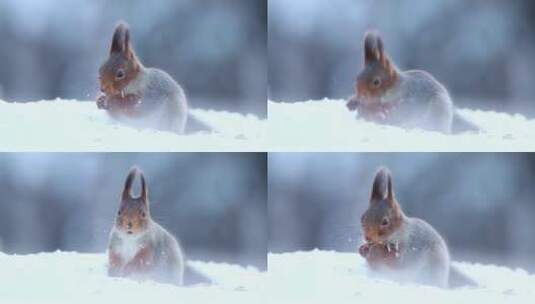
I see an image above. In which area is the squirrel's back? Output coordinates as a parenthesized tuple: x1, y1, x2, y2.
(398, 217, 450, 287)
(142, 68, 187, 103)
(150, 221, 184, 264)
(403, 217, 449, 260)
(123, 67, 188, 132)
(404, 217, 447, 248)
(147, 222, 185, 283)
(389, 70, 453, 132)
(400, 70, 450, 101)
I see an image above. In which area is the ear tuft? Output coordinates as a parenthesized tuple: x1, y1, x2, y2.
(371, 167, 394, 201)
(122, 166, 139, 201)
(139, 170, 149, 203)
(363, 31, 384, 65)
(110, 21, 131, 55)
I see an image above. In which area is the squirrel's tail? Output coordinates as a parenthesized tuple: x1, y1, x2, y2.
(183, 264, 213, 286)
(186, 113, 215, 134)
(452, 110, 481, 134)
(449, 265, 477, 288)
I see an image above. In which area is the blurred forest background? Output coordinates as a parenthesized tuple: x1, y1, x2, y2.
(0, 153, 267, 270)
(269, 0, 535, 117)
(269, 153, 535, 273)
(0, 0, 266, 117)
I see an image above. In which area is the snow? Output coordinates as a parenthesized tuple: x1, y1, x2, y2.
(269, 99, 535, 151)
(0, 251, 266, 304)
(1, 250, 533, 304)
(3, 99, 532, 152)
(0, 99, 266, 152)
(266, 250, 535, 304)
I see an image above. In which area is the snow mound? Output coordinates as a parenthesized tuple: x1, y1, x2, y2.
(2, 250, 533, 303)
(267, 250, 535, 304)
(0, 251, 266, 304)
(0, 99, 266, 151)
(269, 99, 535, 151)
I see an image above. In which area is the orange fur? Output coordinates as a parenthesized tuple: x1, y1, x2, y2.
(359, 242, 400, 270)
(108, 250, 123, 276)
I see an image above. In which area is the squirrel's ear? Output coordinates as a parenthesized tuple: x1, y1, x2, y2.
(123, 26, 135, 60)
(110, 22, 130, 55)
(386, 169, 395, 201)
(139, 170, 149, 204)
(122, 167, 137, 201)
(371, 167, 391, 202)
(363, 31, 383, 65)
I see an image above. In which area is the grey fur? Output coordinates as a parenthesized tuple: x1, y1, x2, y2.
(380, 70, 454, 133)
(382, 217, 450, 288)
(122, 67, 188, 134)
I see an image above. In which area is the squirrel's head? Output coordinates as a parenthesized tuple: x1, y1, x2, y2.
(99, 22, 141, 96)
(115, 166, 151, 235)
(355, 31, 398, 103)
(361, 167, 404, 244)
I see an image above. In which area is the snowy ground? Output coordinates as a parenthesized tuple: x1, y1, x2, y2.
(1, 250, 533, 304)
(269, 99, 535, 151)
(0, 251, 266, 304)
(0, 99, 266, 151)
(267, 250, 535, 304)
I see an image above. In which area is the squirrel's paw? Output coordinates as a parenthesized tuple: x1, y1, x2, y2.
(97, 94, 109, 110)
(346, 97, 360, 111)
(358, 243, 371, 257)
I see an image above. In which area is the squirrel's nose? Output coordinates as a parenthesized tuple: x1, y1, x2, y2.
(127, 222, 133, 229)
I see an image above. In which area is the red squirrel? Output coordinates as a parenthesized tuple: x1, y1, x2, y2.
(358, 167, 476, 288)
(97, 22, 192, 133)
(347, 31, 479, 134)
(107, 167, 185, 285)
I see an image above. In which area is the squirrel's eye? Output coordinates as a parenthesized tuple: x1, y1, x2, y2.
(381, 217, 389, 227)
(372, 78, 381, 87)
(116, 69, 125, 80)
(117, 210, 121, 216)
(141, 212, 146, 218)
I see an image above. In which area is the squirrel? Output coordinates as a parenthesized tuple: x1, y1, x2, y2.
(107, 167, 185, 285)
(347, 31, 479, 134)
(358, 167, 477, 288)
(97, 22, 211, 134)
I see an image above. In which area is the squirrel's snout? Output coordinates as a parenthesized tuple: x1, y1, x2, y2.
(100, 84, 110, 94)
(127, 222, 133, 229)
(100, 81, 114, 94)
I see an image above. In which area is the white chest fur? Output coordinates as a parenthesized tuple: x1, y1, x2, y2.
(116, 232, 144, 263)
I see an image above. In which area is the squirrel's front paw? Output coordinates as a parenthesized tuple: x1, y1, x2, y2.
(359, 243, 371, 257)
(347, 97, 360, 111)
(97, 94, 109, 110)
